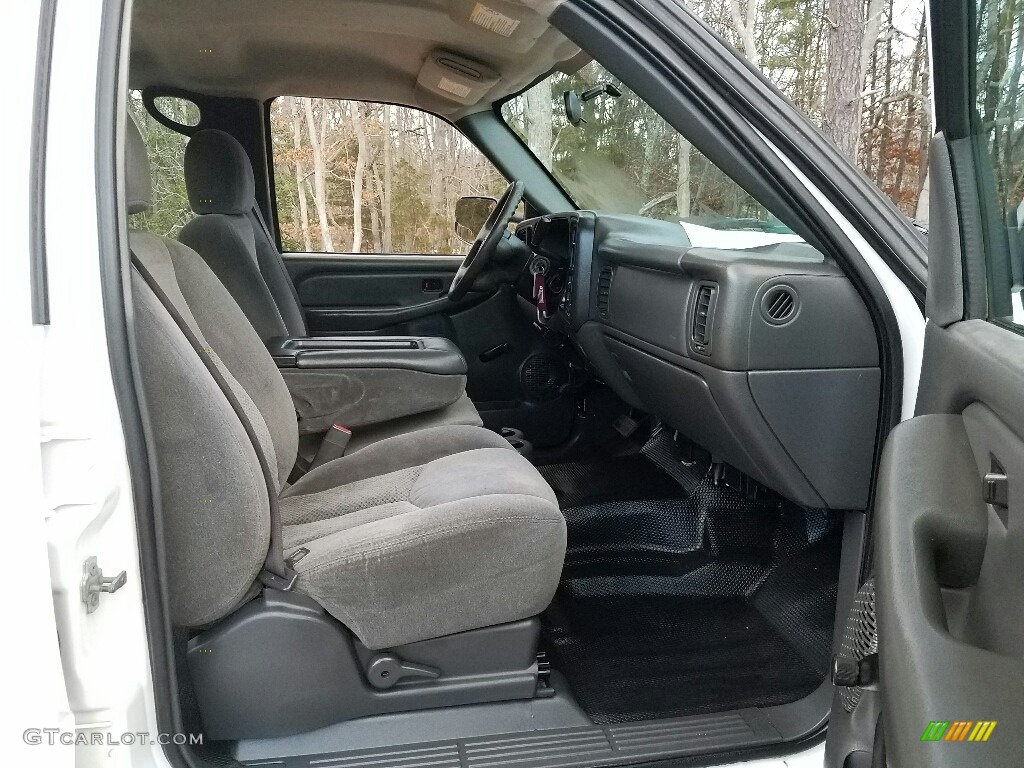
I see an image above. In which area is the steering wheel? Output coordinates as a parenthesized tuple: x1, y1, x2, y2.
(448, 180, 525, 301)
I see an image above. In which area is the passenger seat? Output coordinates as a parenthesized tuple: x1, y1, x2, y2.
(126, 114, 566, 646)
(177, 128, 483, 453)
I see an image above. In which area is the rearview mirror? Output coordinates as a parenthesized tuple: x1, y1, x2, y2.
(563, 82, 622, 126)
(564, 90, 583, 126)
(454, 196, 496, 244)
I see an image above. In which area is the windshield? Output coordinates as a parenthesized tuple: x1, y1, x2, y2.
(501, 61, 799, 241)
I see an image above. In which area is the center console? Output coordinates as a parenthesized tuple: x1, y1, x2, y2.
(267, 335, 470, 434)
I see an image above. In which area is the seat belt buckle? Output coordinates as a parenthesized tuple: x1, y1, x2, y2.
(260, 566, 299, 592)
(310, 423, 352, 470)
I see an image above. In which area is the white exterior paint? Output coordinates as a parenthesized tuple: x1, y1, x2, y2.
(10, 0, 170, 765)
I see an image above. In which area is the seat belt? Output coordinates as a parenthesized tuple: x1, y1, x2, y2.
(130, 250, 296, 591)
(249, 203, 308, 335)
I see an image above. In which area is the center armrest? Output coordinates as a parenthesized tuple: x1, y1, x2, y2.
(267, 336, 471, 433)
(268, 336, 467, 376)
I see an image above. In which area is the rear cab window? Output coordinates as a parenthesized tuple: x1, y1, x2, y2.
(128, 91, 199, 237)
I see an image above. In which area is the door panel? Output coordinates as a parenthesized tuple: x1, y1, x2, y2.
(873, 405, 1023, 767)
(284, 254, 463, 334)
(284, 253, 576, 447)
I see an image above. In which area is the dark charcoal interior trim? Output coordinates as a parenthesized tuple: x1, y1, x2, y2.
(239, 712, 783, 768)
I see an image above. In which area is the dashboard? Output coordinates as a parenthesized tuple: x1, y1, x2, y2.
(514, 211, 881, 511)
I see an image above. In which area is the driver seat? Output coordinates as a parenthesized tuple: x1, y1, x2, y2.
(177, 128, 483, 452)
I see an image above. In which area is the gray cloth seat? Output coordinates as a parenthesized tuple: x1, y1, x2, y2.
(280, 425, 563, 648)
(127, 116, 566, 648)
(177, 128, 484, 451)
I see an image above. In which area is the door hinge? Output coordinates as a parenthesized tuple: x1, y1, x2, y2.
(983, 472, 1009, 509)
(80, 556, 127, 614)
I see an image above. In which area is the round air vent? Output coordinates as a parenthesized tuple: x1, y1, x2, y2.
(520, 354, 565, 401)
(760, 284, 799, 325)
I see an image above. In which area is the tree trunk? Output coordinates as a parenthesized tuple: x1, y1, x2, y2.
(289, 97, 313, 251)
(728, 0, 760, 66)
(382, 104, 394, 252)
(892, 12, 926, 211)
(823, 0, 863, 160)
(303, 98, 335, 251)
(915, 166, 930, 221)
(676, 135, 692, 218)
(368, 166, 383, 253)
(350, 102, 368, 252)
(860, 0, 884, 84)
(525, 85, 553, 168)
(876, 0, 894, 189)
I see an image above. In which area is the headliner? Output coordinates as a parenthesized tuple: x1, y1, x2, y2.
(129, 0, 583, 117)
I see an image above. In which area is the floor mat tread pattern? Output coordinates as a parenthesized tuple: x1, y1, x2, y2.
(541, 447, 841, 724)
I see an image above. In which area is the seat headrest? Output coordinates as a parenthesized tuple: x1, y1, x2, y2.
(185, 129, 256, 215)
(126, 115, 153, 214)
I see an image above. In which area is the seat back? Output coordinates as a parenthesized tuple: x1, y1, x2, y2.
(179, 129, 307, 341)
(127, 116, 299, 626)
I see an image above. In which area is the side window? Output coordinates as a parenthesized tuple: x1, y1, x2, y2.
(269, 98, 505, 254)
(970, 0, 1024, 326)
(127, 91, 199, 237)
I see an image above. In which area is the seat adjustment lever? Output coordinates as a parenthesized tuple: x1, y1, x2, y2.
(366, 653, 440, 690)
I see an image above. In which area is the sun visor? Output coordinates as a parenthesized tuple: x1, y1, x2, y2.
(416, 51, 501, 106)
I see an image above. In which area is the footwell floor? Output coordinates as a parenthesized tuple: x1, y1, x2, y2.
(539, 436, 842, 724)
(544, 591, 826, 724)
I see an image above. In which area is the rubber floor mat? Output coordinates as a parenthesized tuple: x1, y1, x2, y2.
(543, 470, 841, 723)
(543, 591, 825, 724)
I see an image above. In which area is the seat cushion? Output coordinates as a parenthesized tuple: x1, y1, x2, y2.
(282, 425, 566, 649)
(342, 393, 483, 454)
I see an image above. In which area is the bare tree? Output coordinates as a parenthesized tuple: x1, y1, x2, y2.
(860, 0, 885, 83)
(525, 85, 553, 168)
(382, 105, 394, 251)
(289, 97, 313, 251)
(350, 102, 369, 252)
(677, 135, 692, 217)
(302, 98, 335, 251)
(823, 0, 863, 160)
(728, 0, 760, 66)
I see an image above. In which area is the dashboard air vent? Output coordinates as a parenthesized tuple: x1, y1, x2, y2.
(761, 284, 799, 325)
(597, 267, 614, 318)
(691, 283, 718, 354)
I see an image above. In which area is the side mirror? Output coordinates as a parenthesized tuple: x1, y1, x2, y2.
(454, 196, 497, 244)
